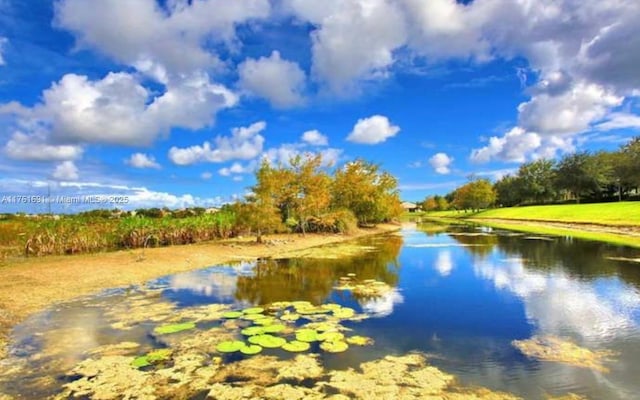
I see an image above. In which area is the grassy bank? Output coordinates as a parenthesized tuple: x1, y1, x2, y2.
(415, 202, 640, 248)
(421, 202, 640, 226)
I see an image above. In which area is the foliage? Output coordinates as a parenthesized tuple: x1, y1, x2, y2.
(332, 159, 402, 225)
(453, 179, 496, 211)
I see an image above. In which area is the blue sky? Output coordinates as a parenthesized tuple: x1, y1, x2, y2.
(1, 0, 639, 213)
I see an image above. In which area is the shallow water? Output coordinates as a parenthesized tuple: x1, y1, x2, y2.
(2, 223, 640, 399)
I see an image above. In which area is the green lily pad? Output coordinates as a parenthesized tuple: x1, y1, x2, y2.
(320, 340, 349, 353)
(297, 306, 331, 315)
(241, 326, 266, 336)
(262, 323, 286, 333)
(242, 313, 266, 321)
(216, 340, 245, 353)
(346, 335, 374, 346)
(153, 322, 196, 335)
(222, 311, 244, 319)
(318, 331, 345, 342)
(131, 348, 172, 369)
(270, 301, 292, 309)
(280, 313, 300, 322)
(282, 340, 311, 352)
(247, 334, 286, 348)
(295, 328, 319, 343)
(239, 344, 263, 355)
(243, 307, 264, 314)
(306, 322, 338, 332)
(291, 301, 313, 309)
(333, 307, 355, 319)
(131, 356, 151, 368)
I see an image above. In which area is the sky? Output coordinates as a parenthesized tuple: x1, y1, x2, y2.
(1, 0, 639, 213)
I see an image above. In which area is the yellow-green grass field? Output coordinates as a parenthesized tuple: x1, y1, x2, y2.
(412, 202, 640, 248)
(422, 202, 640, 226)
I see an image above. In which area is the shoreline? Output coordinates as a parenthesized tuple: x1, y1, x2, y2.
(422, 215, 640, 248)
(0, 224, 400, 360)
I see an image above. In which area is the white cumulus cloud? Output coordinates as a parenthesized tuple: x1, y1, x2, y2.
(4, 131, 83, 162)
(428, 152, 453, 174)
(300, 130, 328, 146)
(238, 51, 306, 108)
(347, 115, 400, 144)
(52, 161, 79, 181)
(126, 153, 161, 169)
(168, 121, 266, 165)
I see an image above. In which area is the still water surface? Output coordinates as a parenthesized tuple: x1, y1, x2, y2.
(2, 222, 640, 399)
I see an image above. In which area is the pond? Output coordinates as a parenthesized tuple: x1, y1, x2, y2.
(1, 222, 640, 399)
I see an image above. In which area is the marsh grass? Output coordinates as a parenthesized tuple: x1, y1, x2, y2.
(2, 211, 238, 257)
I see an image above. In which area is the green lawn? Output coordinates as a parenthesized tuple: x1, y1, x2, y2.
(423, 202, 640, 226)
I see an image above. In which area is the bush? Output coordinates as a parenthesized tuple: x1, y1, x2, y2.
(306, 209, 358, 234)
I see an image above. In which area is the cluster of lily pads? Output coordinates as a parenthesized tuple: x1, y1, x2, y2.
(133, 300, 374, 367)
(333, 274, 393, 297)
(214, 301, 374, 356)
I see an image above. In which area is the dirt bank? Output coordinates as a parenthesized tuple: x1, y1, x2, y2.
(0, 224, 400, 360)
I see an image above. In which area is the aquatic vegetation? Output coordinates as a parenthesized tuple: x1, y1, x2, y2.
(222, 311, 243, 319)
(170, 303, 231, 322)
(239, 344, 263, 355)
(241, 313, 266, 321)
(262, 323, 286, 333)
(334, 276, 393, 298)
(317, 331, 345, 342)
(282, 341, 311, 352)
(332, 307, 356, 319)
(319, 340, 349, 353)
(274, 243, 377, 260)
(88, 342, 141, 357)
(280, 312, 300, 322)
(106, 293, 176, 330)
(512, 336, 618, 373)
(295, 329, 319, 343)
(247, 335, 286, 348)
(131, 349, 172, 369)
(241, 326, 266, 336)
(153, 322, 196, 335)
(253, 317, 276, 326)
(243, 307, 264, 314)
(346, 335, 374, 346)
(215, 340, 245, 353)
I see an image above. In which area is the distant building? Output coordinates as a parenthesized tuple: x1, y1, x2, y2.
(401, 201, 419, 212)
(204, 207, 220, 214)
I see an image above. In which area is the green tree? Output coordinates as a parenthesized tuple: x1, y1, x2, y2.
(494, 175, 523, 207)
(518, 159, 557, 204)
(554, 152, 607, 203)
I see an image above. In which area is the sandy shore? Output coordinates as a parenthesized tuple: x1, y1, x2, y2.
(0, 224, 400, 360)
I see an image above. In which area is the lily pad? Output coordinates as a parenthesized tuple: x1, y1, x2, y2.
(131, 348, 172, 369)
(222, 311, 244, 319)
(243, 307, 265, 314)
(242, 313, 266, 321)
(248, 334, 286, 348)
(282, 341, 311, 352)
(321, 303, 342, 311)
(333, 308, 355, 319)
(216, 340, 245, 353)
(291, 301, 313, 309)
(320, 340, 349, 353)
(297, 306, 331, 315)
(270, 301, 292, 309)
(239, 344, 263, 355)
(346, 335, 374, 346)
(262, 324, 286, 333)
(241, 326, 266, 336)
(318, 331, 344, 342)
(280, 313, 300, 322)
(295, 329, 319, 343)
(153, 322, 196, 335)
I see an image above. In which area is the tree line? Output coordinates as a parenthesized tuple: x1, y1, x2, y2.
(231, 155, 402, 241)
(420, 136, 640, 211)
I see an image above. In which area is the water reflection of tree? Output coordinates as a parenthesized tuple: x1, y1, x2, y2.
(448, 233, 499, 257)
(234, 235, 403, 305)
(449, 229, 640, 288)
